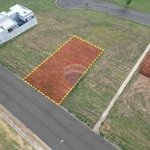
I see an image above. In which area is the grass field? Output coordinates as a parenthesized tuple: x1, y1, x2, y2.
(100, 73, 150, 150)
(0, 117, 34, 150)
(0, 0, 150, 149)
(100, 0, 150, 14)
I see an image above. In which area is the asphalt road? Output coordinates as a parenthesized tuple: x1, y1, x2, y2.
(0, 65, 119, 150)
(56, 0, 150, 26)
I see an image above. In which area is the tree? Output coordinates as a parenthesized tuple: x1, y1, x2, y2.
(86, 2, 88, 9)
(125, 0, 132, 5)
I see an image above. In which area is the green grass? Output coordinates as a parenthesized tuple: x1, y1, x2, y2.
(0, 0, 150, 150)
(100, 0, 150, 14)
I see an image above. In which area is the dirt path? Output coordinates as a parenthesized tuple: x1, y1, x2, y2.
(93, 43, 150, 133)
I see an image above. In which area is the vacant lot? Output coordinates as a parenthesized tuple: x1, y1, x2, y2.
(24, 36, 103, 104)
(0, 117, 34, 150)
(0, 0, 150, 149)
(100, 73, 150, 150)
(101, 0, 150, 14)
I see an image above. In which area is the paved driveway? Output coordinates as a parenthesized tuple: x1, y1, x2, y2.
(56, 0, 150, 26)
(0, 65, 119, 150)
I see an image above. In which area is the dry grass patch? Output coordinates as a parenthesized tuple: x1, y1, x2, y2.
(0, 117, 34, 150)
(100, 73, 150, 150)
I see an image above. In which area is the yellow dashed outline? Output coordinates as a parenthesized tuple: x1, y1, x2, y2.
(23, 35, 104, 105)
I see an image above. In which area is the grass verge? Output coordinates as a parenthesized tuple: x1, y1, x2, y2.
(0, 117, 34, 150)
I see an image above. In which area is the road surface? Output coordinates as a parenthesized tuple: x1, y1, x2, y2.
(56, 0, 150, 26)
(0, 65, 119, 150)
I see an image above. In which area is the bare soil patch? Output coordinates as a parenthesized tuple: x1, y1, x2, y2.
(139, 51, 150, 78)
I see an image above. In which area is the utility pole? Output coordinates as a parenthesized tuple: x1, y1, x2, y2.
(55, 139, 64, 150)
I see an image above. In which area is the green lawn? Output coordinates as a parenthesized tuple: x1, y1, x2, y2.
(0, 0, 150, 149)
(100, 0, 150, 14)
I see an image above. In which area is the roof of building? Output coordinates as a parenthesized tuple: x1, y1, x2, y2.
(0, 11, 7, 17)
(9, 4, 33, 18)
(0, 14, 4, 20)
(0, 27, 4, 33)
(0, 4, 35, 33)
(0, 12, 7, 22)
(0, 19, 17, 30)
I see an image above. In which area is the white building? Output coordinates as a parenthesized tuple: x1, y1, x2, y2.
(0, 4, 37, 45)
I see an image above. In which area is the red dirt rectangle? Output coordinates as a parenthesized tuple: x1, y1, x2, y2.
(24, 36, 103, 104)
(139, 51, 150, 78)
